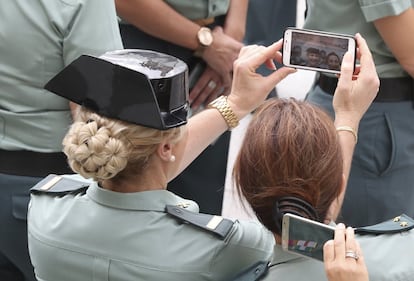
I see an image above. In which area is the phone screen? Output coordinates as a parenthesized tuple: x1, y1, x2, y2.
(282, 213, 334, 261)
(283, 28, 356, 74)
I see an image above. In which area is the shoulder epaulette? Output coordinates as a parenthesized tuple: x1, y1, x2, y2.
(30, 174, 90, 196)
(227, 261, 269, 281)
(355, 214, 414, 235)
(165, 205, 234, 239)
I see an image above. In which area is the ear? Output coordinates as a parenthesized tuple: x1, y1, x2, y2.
(324, 173, 347, 224)
(156, 139, 173, 163)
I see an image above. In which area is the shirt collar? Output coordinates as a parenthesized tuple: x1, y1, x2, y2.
(86, 182, 199, 212)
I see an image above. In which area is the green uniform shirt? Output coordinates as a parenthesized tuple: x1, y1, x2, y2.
(164, 0, 230, 19)
(0, 0, 123, 152)
(304, 0, 414, 77)
(28, 176, 274, 281)
(120, 1, 230, 25)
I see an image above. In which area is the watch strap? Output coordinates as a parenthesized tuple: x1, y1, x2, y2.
(208, 95, 239, 130)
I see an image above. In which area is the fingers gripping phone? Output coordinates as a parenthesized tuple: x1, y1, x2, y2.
(282, 27, 356, 74)
(281, 213, 335, 262)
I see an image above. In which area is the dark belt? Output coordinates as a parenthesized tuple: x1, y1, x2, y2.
(317, 74, 414, 102)
(0, 149, 72, 177)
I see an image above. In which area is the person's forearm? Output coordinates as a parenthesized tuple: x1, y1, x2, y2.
(115, 0, 200, 50)
(374, 7, 414, 77)
(334, 114, 359, 182)
(332, 117, 358, 222)
(175, 108, 228, 178)
(224, 0, 249, 41)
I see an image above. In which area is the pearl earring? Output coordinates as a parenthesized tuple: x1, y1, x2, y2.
(169, 155, 176, 162)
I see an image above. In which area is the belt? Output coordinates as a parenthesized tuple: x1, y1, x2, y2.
(193, 17, 215, 26)
(0, 149, 72, 177)
(317, 74, 414, 102)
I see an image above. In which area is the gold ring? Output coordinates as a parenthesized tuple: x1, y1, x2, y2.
(207, 80, 217, 89)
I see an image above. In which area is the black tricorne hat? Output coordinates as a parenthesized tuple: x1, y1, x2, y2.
(45, 49, 189, 130)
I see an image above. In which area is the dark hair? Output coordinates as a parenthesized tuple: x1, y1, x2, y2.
(306, 47, 320, 54)
(233, 98, 343, 235)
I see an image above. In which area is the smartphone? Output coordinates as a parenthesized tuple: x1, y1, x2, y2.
(282, 27, 356, 74)
(281, 213, 334, 262)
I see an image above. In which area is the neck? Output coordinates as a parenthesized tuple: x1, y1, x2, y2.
(101, 159, 168, 193)
(274, 234, 282, 245)
(101, 177, 166, 193)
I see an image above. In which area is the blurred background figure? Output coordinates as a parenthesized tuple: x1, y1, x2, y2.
(304, 0, 414, 226)
(0, 1, 122, 280)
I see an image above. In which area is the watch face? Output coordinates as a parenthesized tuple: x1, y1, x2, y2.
(198, 27, 213, 46)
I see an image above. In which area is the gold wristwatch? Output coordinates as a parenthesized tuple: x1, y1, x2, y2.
(208, 95, 239, 130)
(194, 27, 213, 57)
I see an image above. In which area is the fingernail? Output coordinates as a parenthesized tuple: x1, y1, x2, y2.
(337, 223, 345, 229)
(272, 39, 283, 45)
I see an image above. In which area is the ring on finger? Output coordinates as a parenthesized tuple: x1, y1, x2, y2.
(345, 250, 359, 260)
(207, 80, 217, 89)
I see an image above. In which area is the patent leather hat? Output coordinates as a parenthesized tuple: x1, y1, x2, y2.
(45, 49, 189, 130)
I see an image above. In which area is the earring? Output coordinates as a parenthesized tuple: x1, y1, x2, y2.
(169, 155, 176, 163)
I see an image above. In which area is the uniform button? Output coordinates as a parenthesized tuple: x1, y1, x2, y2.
(400, 221, 408, 227)
(393, 216, 401, 222)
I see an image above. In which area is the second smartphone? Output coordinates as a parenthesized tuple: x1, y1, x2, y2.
(281, 213, 335, 261)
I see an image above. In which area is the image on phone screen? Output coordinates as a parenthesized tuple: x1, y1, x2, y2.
(281, 213, 334, 261)
(283, 28, 356, 74)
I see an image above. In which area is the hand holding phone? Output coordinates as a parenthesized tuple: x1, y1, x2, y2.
(282, 28, 356, 74)
(324, 224, 369, 281)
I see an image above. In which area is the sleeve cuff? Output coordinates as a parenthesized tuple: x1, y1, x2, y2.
(360, 0, 412, 22)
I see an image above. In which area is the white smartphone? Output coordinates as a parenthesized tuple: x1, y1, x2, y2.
(281, 213, 335, 262)
(282, 27, 356, 74)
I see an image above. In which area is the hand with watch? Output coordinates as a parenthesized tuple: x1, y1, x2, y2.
(194, 25, 242, 80)
(189, 25, 243, 111)
(194, 27, 214, 57)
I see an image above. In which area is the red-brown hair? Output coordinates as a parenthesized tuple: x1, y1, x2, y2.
(234, 98, 343, 234)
